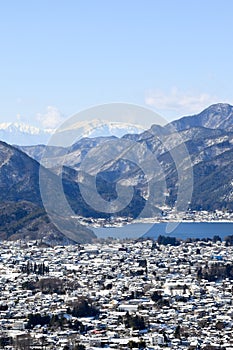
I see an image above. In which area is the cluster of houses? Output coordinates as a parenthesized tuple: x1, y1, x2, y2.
(0, 237, 233, 349)
(79, 210, 233, 228)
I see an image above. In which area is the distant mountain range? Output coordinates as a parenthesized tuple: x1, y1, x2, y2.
(0, 122, 52, 145)
(170, 103, 233, 131)
(0, 120, 144, 146)
(1, 103, 233, 243)
(19, 103, 233, 212)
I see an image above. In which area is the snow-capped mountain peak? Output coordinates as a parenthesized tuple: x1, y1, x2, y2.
(0, 120, 144, 146)
(0, 122, 53, 145)
(60, 119, 145, 138)
(0, 122, 52, 134)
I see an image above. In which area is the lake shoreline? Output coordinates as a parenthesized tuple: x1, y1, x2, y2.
(93, 221, 233, 240)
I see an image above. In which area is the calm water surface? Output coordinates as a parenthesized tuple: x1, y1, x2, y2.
(93, 222, 233, 240)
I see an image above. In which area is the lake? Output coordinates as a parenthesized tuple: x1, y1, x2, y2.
(93, 222, 233, 240)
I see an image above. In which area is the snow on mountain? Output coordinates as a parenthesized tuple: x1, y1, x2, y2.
(62, 119, 145, 138)
(0, 122, 53, 146)
(170, 103, 233, 131)
(0, 121, 145, 146)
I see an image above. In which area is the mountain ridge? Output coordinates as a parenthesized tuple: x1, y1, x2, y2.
(1, 103, 233, 243)
(0, 121, 145, 146)
(15, 103, 233, 214)
(168, 103, 233, 131)
(0, 141, 96, 244)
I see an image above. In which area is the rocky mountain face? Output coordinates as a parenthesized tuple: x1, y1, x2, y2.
(169, 103, 233, 131)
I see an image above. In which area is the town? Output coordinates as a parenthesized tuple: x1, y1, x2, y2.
(78, 210, 233, 228)
(0, 237, 233, 349)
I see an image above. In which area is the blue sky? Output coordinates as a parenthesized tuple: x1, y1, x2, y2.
(1, 0, 233, 128)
